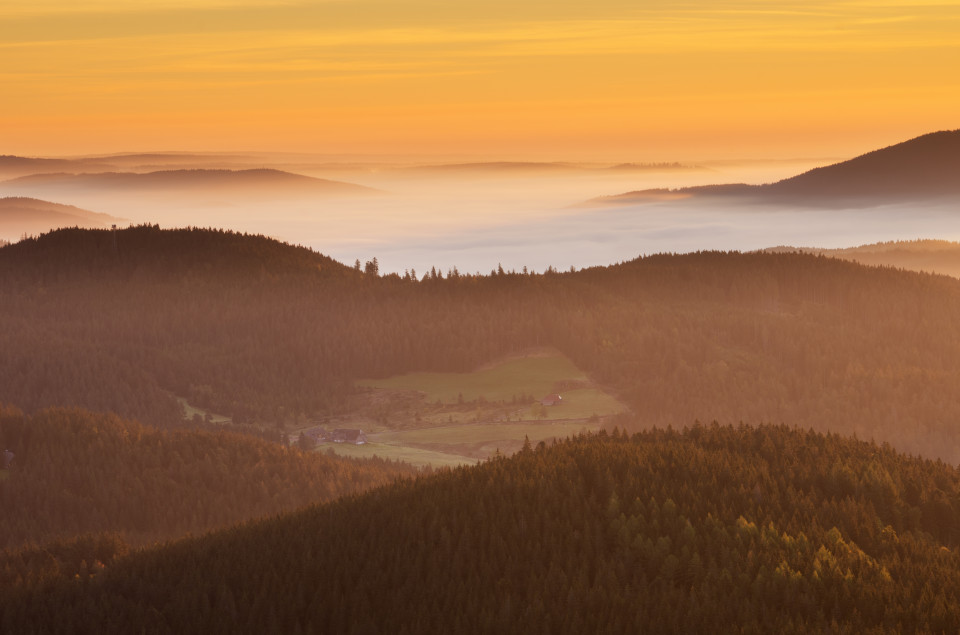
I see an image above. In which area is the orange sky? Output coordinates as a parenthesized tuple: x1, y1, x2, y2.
(2, 1, 958, 160)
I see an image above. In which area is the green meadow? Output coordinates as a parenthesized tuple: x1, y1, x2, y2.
(336, 351, 628, 468)
(358, 351, 589, 403)
(316, 442, 476, 469)
(177, 398, 232, 424)
(517, 388, 625, 421)
(319, 421, 601, 469)
(377, 420, 600, 457)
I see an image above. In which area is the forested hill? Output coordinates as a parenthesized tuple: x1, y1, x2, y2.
(0, 405, 416, 552)
(592, 129, 960, 205)
(5, 425, 960, 633)
(764, 239, 960, 280)
(0, 224, 356, 282)
(5, 227, 960, 461)
(763, 129, 960, 200)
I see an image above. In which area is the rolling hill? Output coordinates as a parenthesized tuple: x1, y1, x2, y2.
(0, 168, 379, 199)
(405, 161, 705, 177)
(0, 155, 116, 179)
(0, 197, 126, 242)
(4, 425, 960, 633)
(764, 129, 960, 201)
(591, 130, 960, 206)
(0, 153, 292, 178)
(0, 406, 416, 551)
(763, 239, 960, 279)
(5, 227, 960, 464)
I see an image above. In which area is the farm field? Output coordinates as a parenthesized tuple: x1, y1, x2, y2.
(316, 442, 475, 469)
(516, 388, 625, 421)
(357, 350, 590, 403)
(319, 350, 627, 468)
(375, 420, 601, 460)
(177, 397, 232, 424)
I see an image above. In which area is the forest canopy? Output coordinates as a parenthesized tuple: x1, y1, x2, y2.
(2, 226, 960, 461)
(0, 405, 416, 552)
(4, 424, 960, 633)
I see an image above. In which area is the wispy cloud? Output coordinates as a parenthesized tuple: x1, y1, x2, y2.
(2, 0, 957, 156)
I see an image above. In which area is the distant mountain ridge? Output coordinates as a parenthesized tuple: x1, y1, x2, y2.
(592, 130, 960, 206)
(762, 239, 960, 279)
(406, 161, 703, 174)
(0, 196, 126, 241)
(0, 155, 116, 179)
(764, 130, 960, 200)
(0, 168, 378, 197)
(0, 153, 274, 177)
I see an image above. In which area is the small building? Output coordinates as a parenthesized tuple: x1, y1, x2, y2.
(2, 449, 13, 469)
(302, 426, 329, 442)
(332, 429, 367, 445)
(540, 394, 563, 406)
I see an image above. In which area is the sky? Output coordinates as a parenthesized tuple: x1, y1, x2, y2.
(2, 0, 958, 161)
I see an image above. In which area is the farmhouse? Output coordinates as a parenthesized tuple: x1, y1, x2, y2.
(302, 426, 329, 442)
(540, 394, 563, 406)
(332, 429, 368, 445)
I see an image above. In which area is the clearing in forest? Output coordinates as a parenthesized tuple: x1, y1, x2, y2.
(317, 350, 628, 467)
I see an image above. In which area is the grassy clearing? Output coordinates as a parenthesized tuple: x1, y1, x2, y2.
(307, 351, 626, 468)
(358, 352, 587, 403)
(317, 420, 601, 470)
(518, 388, 626, 420)
(316, 442, 475, 470)
(377, 421, 599, 447)
(350, 350, 627, 467)
(177, 397, 232, 424)
(373, 420, 602, 465)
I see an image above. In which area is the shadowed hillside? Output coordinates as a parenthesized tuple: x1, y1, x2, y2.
(4, 425, 960, 633)
(0, 405, 416, 551)
(0, 224, 354, 280)
(764, 130, 960, 200)
(591, 130, 960, 206)
(4, 227, 960, 463)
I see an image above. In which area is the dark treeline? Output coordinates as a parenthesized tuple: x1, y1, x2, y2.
(0, 405, 417, 553)
(4, 226, 960, 460)
(4, 424, 960, 633)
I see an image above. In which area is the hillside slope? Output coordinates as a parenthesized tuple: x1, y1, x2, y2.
(0, 405, 415, 550)
(764, 129, 960, 200)
(0, 197, 125, 241)
(4, 227, 960, 461)
(764, 239, 960, 279)
(592, 130, 960, 205)
(4, 425, 959, 633)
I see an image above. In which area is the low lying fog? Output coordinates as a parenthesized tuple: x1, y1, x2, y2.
(6, 157, 960, 275)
